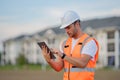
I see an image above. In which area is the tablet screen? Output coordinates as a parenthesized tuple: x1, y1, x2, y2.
(37, 42, 56, 59)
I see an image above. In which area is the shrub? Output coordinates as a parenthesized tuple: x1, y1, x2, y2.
(16, 54, 27, 65)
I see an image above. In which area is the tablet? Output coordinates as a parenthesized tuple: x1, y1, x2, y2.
(37, 42, 56, 59)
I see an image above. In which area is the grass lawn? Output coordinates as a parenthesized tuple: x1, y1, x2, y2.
(0, 64, 51, 70)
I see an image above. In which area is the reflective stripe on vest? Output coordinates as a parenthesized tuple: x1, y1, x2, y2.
(64, 67, 95, 72)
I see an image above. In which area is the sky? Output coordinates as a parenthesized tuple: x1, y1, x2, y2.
(0, 0, 120, 51)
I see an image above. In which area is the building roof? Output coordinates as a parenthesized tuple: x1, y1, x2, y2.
(81, 16, 120, 30)
(37, 16, 120, 35)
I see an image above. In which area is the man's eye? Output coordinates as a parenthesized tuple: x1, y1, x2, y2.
(67, 26, 70, 29)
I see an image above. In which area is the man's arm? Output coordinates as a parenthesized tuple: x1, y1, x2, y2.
(52, 50, 91, 68)
(56, 40, 97, 68)
(63, 54, 91, 68)
(41, 45, 64, 72)
(48, 55, 64, 72)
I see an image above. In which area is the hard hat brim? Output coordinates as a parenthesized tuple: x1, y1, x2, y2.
(60, 18, 79, 29)
(60, 23, 71, 29)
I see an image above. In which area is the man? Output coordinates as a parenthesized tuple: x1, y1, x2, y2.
(41, 11, 99, 80)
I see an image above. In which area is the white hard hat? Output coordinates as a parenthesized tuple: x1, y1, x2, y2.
(60, 11, 80, 29)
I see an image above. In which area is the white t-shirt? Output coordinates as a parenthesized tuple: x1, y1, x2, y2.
(60, 38, 97, 60)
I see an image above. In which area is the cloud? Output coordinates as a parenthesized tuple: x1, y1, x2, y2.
(111, 8, 120, 16)
(1, 5, 120, 42)
(0, 16, 17, 22)
(43, 7, 83, 23)
(0, 21, 48, 42)
(0, 8, 62, 42)
(77, 8, 120, 20)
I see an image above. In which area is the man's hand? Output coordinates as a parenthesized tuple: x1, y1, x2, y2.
(51, 48, 63, 58)
(41, 47, 64, 71)
(41, 45, 51, 62)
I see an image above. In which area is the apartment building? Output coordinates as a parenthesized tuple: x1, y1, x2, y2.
(85, 26, 120, 68)
(1, 29, 66, 66)
(1, 26, 120, 68)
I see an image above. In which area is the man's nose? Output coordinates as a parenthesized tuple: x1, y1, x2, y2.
(65, 28, 69, 32)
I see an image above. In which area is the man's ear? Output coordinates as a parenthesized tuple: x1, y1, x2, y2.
(77, 21, 80, 26)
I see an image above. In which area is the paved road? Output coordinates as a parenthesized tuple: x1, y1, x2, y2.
(0, 69, 120, 80)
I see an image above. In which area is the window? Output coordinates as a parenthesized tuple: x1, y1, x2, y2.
(107, 31, 115, 39)
(107, 43, 115, 52)
(37, 49, 40, 54)
(119, 43, 120, 52)
(119, 30, 120, 38)
(48, 38, 55, 44)
(108, 56, 115, 66)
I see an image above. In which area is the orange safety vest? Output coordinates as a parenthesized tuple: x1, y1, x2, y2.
(63, 33, 99, 80)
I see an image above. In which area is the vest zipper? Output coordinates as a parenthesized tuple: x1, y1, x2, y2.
(68, 54, 72, 80)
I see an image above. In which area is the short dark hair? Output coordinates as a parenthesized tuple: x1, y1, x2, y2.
(74, 20, 80, 23)
(73, 20, 80, 25)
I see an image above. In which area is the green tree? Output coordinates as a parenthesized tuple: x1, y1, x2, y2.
(16, 54, 27, 65)
(0, 52, 1, 63)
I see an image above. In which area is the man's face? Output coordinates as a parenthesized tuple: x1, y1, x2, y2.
(64, 23, 77, 38)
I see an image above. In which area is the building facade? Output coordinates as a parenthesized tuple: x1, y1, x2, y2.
(1, 29, 66, 66)
(1, 26, 120, 68)
(85, 26, 120, 68)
